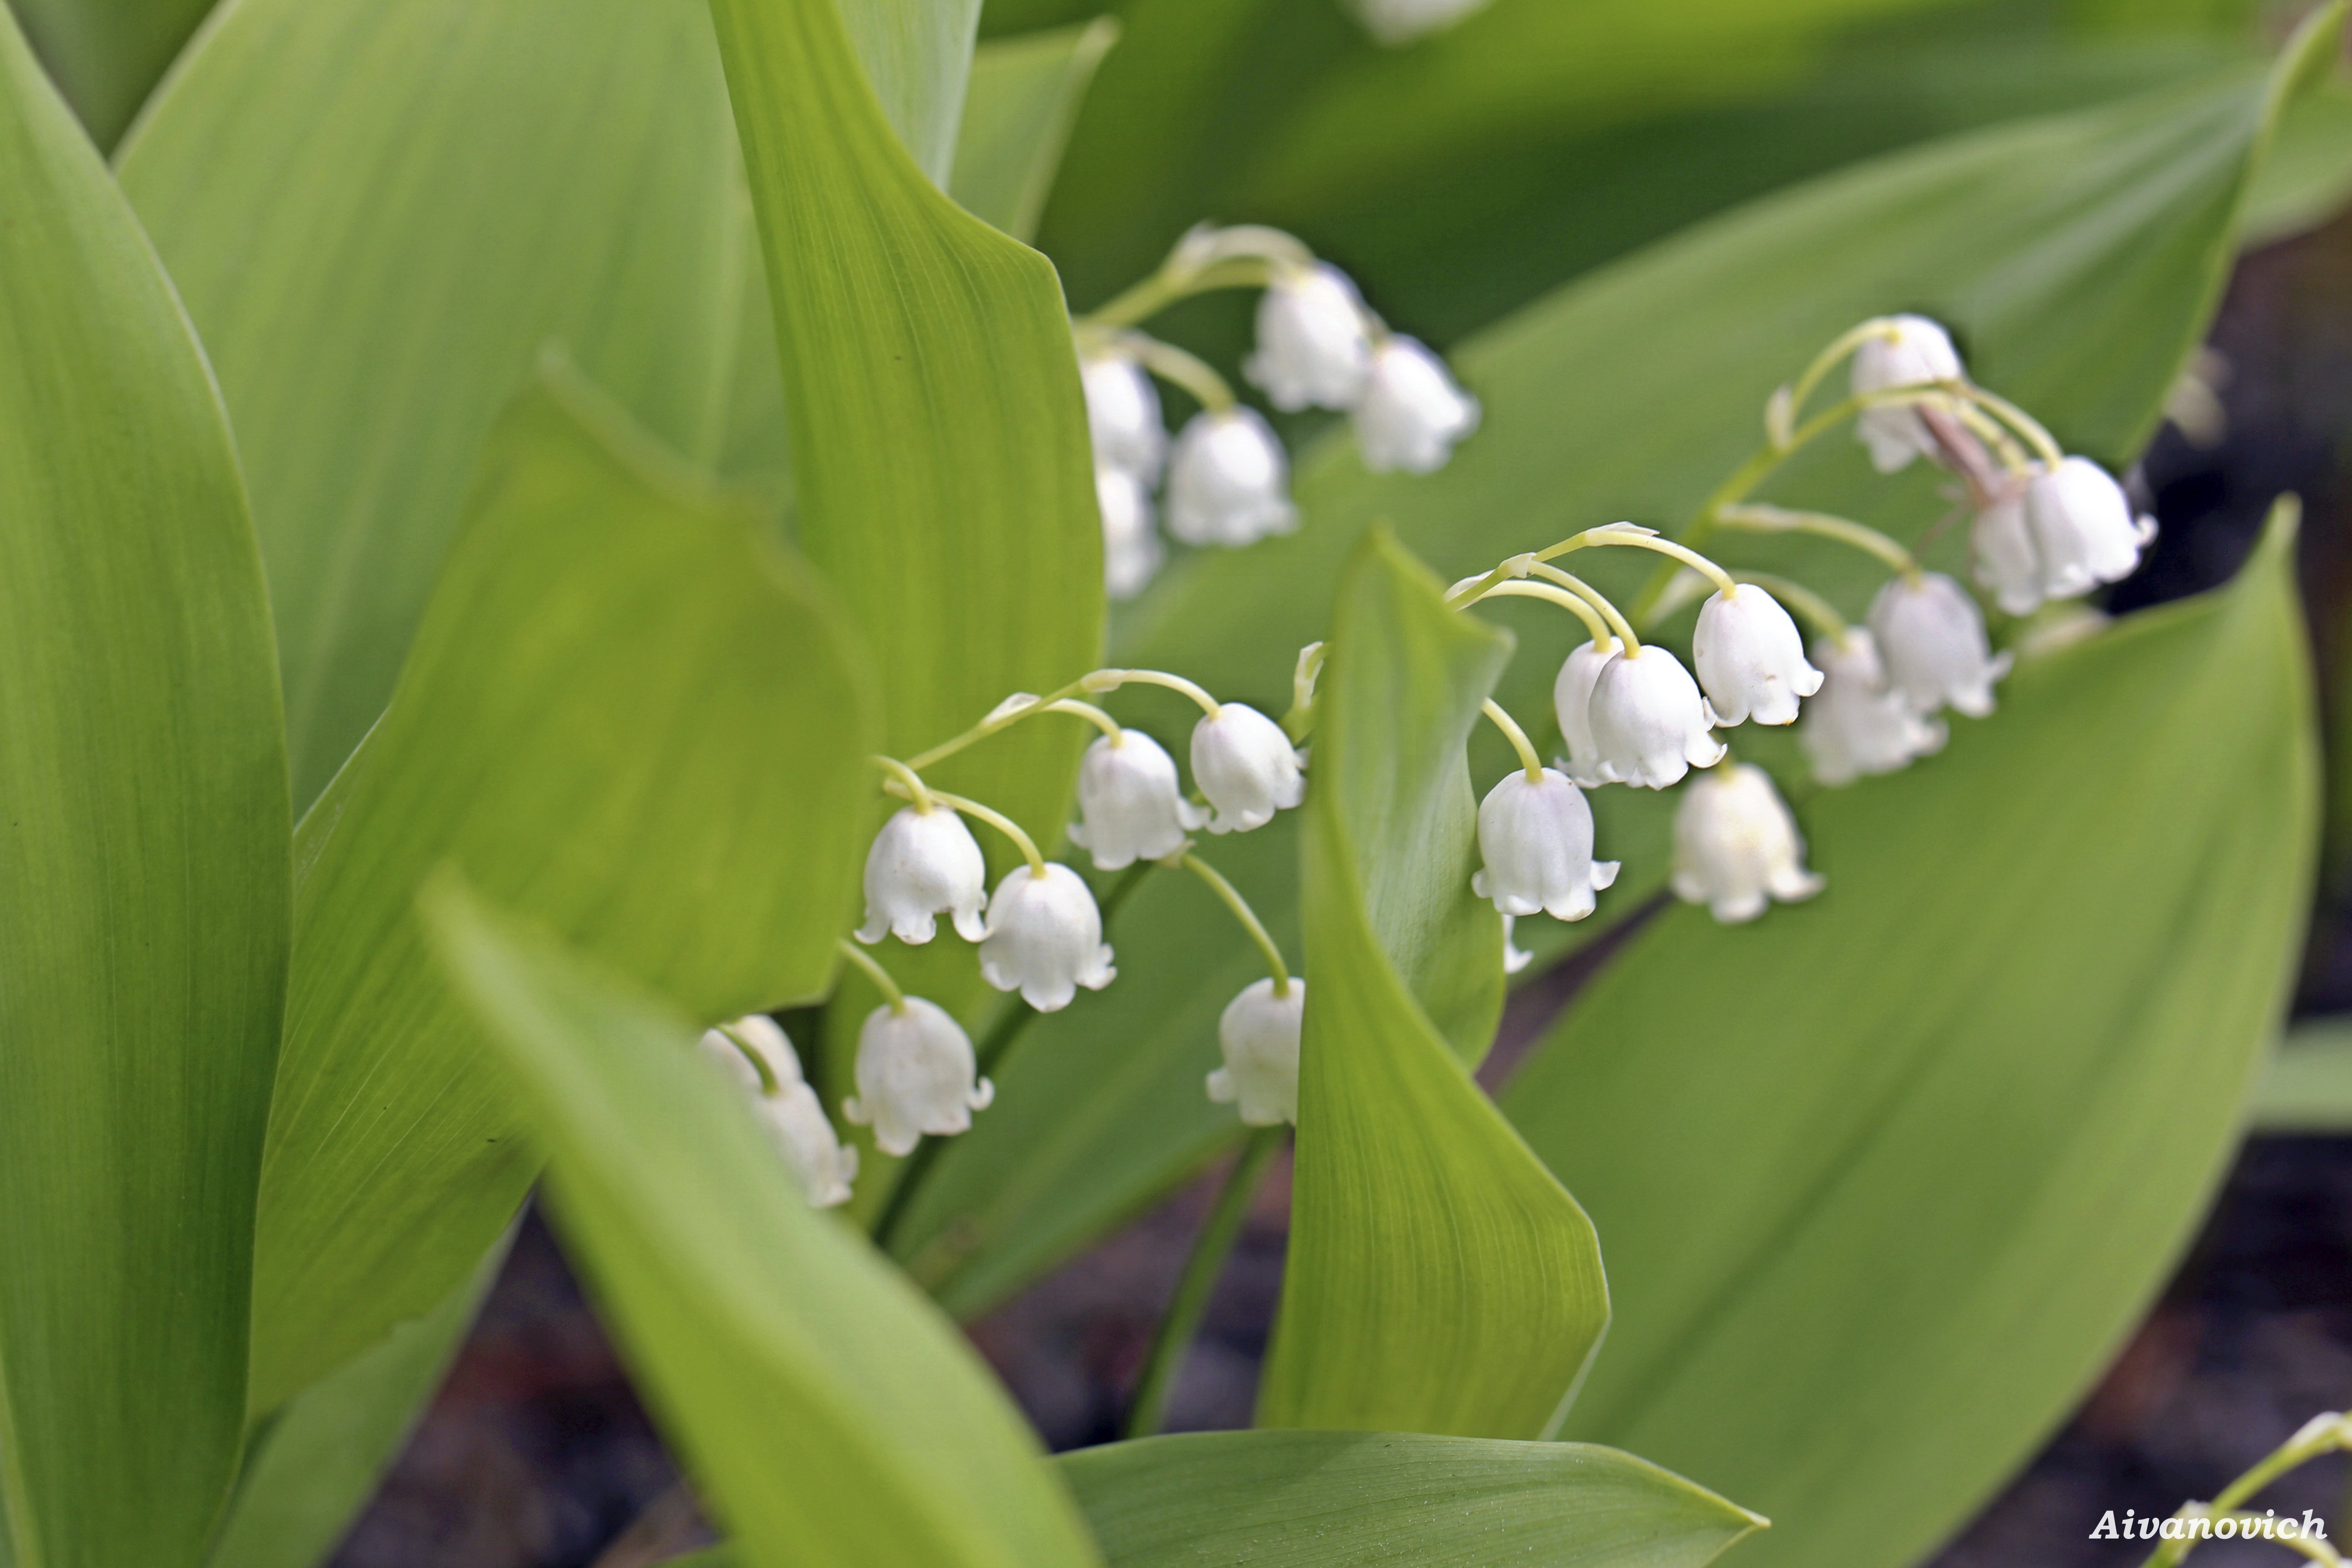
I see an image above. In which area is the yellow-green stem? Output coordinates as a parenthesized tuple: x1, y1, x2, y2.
(898, 787, 1046, 876)
(1471, 579, 1617, 650)
(834, 939, 907, 1014)
(1179, 853, 1290, 996)
(1713, 504, 1919, 576)
(1482, 700, 1546, 783)
(872, 755, 935, 812)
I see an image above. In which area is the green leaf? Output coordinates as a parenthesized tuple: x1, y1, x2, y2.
(1503, 505, 2317, 1568)
(423, 880, 1102, 1568)
(0, 7, 289, 1565)
(206, 1237, 508, 1568)
(953, 18, 1120, 242)
(1060, 1431, 1764, 1568)
(887, 20, 2331, 1321)
(2239, 77, 2352, 246)
(248, 366, 876, 1414)
(2250, 1019, 2352, 1132)
(6, 0, 212, 147)
(115, 0, 769, 812)
(1256, 530, 1606, 1437)
(836, 0, 981, 189)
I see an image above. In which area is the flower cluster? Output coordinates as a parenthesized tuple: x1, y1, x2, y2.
(1453, 313, 2151, 945)
(1077, 225, 1478, 600)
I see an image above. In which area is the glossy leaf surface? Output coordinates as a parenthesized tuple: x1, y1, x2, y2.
(1506, 510, 2317, 1568)
(0, 10, 289, 1565)
(426, 883, 1101, 1568)
(250, 370, 874, 1411)
(1258, 532, 1606, 1437)
(952, 17, 1119, 241)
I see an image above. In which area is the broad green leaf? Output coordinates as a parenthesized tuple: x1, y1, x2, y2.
(707, 0, 1106, 1199)
(116, 0, 767, 811)
(1504, 507, 2317, 1568)
(953, 18, 1120, 242)
(2240, 78, 2352, 246)
(206, 1237, 509, 1568)
(837, 0, 981, 188)
(0, 9, 288, 1567)
(424, 882, 1102, 1568)
(888, 23, 2330, 1320)
(2250, 1019, 2352, 1132)
(1060, 1431, 1764, 1568)
(249, 367, 875, 1413)
(6, 0, 211, 147)
(1258, 531, 1606, 1437)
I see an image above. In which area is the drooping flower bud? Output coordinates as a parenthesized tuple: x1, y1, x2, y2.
(1352, 0, 1494, 46)
(855, 805, 987, 946)
(1671, 764, 1824, 924)
(1850, 314, 1962, 474)
(700, 1018, 858, 1208)
(1352, 337, 1480, 475)
(1800, 630, 1946, 786)
(2023, 456, 2156, 602)
(1551, 637, 1622, 785)
(1470, 768, 1620, 922)
(1206, 977, 1305, 1127)
(1098, 466, 1163, 601)
(1588, 646, 1726, 789)
(1068, 729, 1207, 871)
(1166, 409, 1298, 548)
(1245, 263, 1372, 412)
(1191, 702, 1306, 833)
(1081, 348, 1166, 483)
(1692, 583, 1822, 726)
(842, 997, 994, 1158)
(1867, 572, 2011, 717)
(978, 864, 1116, 1011)
(1971, 488, 2043, 616)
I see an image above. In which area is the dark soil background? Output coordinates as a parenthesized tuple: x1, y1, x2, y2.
(333, 209, 2352, 1568)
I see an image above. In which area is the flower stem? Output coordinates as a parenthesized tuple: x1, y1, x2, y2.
(1094, 667, 1224, 717)
(715, 1023, 779, 1096)
(1527, 564, 1641, 651)
(2140, 1413, 2352, 1568)
(872, 755, 935, 813)
(1117, 330, 1238, 413)
(834, 939, 906, 1015)
(906, 788, 1046, 877)
(1123, 1126, 1287, 1439)
(1780, 316, 1905, 435)
(1482, 700, 1546, 783)
(1712, 504, 1919, 576)
(1463, 578, 1616, 650)
(1178, 853, 1290, 997)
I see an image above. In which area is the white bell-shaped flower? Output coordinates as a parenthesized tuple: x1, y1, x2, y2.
(1068, 729, 1207, 871)
(978, 863, 1115, 1011)
(2024, 456, 2155, 602)
(1801, 630, 1946, 786)
(1470, 768, 1620, 922)
(1352, 337, 1480, 475)
(1588, 646, 1725, 789)
(1867, 572, 2011, 717)
(855, 805, 987, 946)
(1353, 0, 1494, 45)
(1098, 466, 1162, 601)
(1081, 348, 1166, 483)
(700, 1019, 857, 1208)
(1500, 914, 1534, 975)
(842, 997, 994, 1158)
(1692, 583, 1822, 726)
(1671, 764, 1824, 924)
(1850, 314, 1962, 474)
(1206, 977, 1305, 1127)
(1246, 263, 1372, 412)
(1971, 489, 2043, 615)
(1191, 702, 1306, 833)
(1166, 409, 1298, 548)
(1551, 637, 1622, 785)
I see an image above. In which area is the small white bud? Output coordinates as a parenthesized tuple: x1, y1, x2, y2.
(1800, 630, 1946, 787)
(1068, 729, 1207, 871)
(1097, 466, 1163, 601)
(1850, 314, 1963, 474)
(978, 863, 1115, 1012)
(1671, 764, 1823, 924)
(856, 805, 987, 946)
(1350, 0, 1493, 46)
(1206, 977, 1304, 1126)
(1692, 583, 1822, 727)
(1551, 637, 1622, 786)
(2024, 456, 2155, 602)
(1081, 349, 1166, 483)
(842, 997, 993, 1158)
(1166, 409, 1298, 548)
(1191, 702, 1306, 834)
(1352, 337, 1480, 475)
(701, 1018, 857, 1208)
(1470, 768, 1619, 922)
(1588, 645, 1726, 790)
(1971, 489, 2043, 616)
(1500, 914, 1534, 975)
(1245, 263, 1372, 412)
(1867, 572, 2011, 717)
